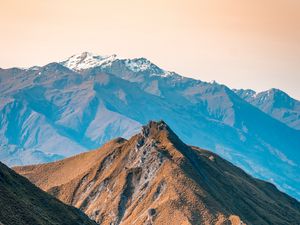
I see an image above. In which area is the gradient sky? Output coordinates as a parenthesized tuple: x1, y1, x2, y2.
(1, 0, 300, 99)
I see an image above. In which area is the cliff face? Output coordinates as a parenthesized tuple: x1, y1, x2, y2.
(15, 121, 300, 225)
(0, 162, 97, 225)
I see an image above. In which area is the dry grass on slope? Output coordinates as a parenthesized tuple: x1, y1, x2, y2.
(15, 121, 300, 225)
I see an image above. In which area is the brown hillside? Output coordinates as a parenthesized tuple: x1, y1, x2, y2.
(0, 162, 97, 225)
(15, 121, 300, 225)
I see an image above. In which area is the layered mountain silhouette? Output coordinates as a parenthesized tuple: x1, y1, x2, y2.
(15, 121, 300, 225)
(235, 88, 300, 130)
(1, 52, 300, 200)
(0, 162, 96, 225)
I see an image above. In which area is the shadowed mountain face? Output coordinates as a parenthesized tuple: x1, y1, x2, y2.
(0, 162, 96, 225)
(1, 53, 300, 200)
(15, 121, 300, 225)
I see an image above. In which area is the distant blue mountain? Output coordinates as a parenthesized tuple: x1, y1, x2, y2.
(235, 88, 300, 130)
(1, 52, 300, 200)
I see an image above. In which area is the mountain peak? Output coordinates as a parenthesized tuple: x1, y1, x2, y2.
(59, 52, 176, 78)
(124, 58, 174, 77)
(142, 120, 168, 135)
(266, 88, 291, 98)
(235, 88, 300, 130)
(60, 52, 117, 71)
(141, 120, 180, 142)
(14, 121, 300, 225)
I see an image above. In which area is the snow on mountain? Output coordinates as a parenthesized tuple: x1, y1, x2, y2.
(124, 57, 173, 77)
(1, 52, 300, 200)
(235, 88, 300, 130)
(62, 52, 176, 78)
(60, 52, 117, 71)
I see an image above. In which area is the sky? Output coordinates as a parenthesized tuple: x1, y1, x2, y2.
(1, 0, 300, 99)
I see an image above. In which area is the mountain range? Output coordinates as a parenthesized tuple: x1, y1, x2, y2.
(1, 52, 300, 200)
(235, 88, 300, 130)
(15, 121, 300, 225)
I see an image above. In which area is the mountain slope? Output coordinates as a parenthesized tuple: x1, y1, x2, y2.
(235, 88, 300, 130)
(15, 121, 300, 225)
(0, 161, 97, 225)
(1, 52, 300, 200)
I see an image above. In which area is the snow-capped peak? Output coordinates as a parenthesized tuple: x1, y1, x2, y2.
(124, 58, 157, 72)
(60, 52, 176, 78)
(124, 57, 174, 77)
(60, 52, 117, 71)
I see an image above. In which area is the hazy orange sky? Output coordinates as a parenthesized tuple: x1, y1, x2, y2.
(1, 0, 300, 98)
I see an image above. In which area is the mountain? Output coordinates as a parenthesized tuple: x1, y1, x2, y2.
(1, 52, 300, 200)
(0, 161, 96, 225)
(61, 52, 117, 71)
(235, 88, 300, 130)
(14, 121, 300, 225)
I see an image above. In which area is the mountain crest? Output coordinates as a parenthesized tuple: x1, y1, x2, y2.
(60, 52, 117, 71)
(235, 88, 300, 130)
(141, 120, 168, 137)
(14, 121, 300, 225)
(59, 52, 176, 78)
(138, 120, 185, 152)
